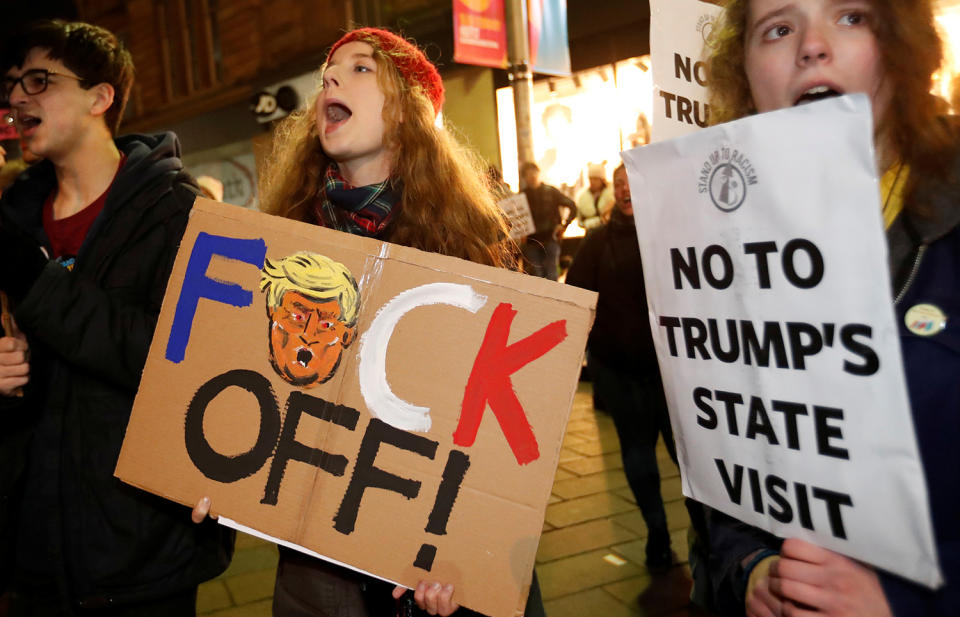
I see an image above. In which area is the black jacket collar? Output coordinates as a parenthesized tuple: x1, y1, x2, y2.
(887, 144, 960, 294)
(0, 132, 197, 256)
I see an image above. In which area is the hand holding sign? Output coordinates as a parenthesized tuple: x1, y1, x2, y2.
(0, 333, 28, 396)
(191, 491, 462, 616)
(768, 539, 893, 617)
(393, 581, 459, 616)
(191, 496, 216, 523)
(0, 295, 27, 397)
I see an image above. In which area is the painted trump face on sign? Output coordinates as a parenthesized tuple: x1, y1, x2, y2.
(260, 252, 360, 388)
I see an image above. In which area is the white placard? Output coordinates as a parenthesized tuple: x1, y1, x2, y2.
(498, 193, 536, 240)
(622, 95, 942, 588)
(649, 0, 722, 142)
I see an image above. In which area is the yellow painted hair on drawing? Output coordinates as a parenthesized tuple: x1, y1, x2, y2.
(260, 252, 360, 326)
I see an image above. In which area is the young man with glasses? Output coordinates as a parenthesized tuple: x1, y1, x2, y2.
(0, 20, 232, 616)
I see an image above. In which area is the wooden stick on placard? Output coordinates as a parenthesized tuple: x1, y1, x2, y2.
(0, 291, 24, 397)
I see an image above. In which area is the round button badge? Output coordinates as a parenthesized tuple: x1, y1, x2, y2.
(904, 303, 947, 336)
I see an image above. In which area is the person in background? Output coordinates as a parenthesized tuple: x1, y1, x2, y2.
(196, 174, 224, 202)
(627, 112, 651, 150)
(0, 19, 232, 615)
(519, 160, 574, 280)
(566, 163, 678, 574)
(574, 162, 614, 232)
(704, 1, 959, 615)
(193, 26, 545, 617)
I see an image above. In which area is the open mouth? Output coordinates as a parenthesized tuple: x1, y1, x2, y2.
(794, 85, 842, 106)
(295, 348, 314, 367)
(324, 102, 352, 133)
(17, 113, 41, 135)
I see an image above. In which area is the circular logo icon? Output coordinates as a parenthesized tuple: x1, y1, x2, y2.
(250, 91, 277, 116)
(904, 303, 947, 336)
(697, 15, 716, 44)
(708, 163, 746, 212)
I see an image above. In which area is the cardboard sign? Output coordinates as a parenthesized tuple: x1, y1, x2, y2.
(498, 193, 537, 241)
(115, 199, 596, 617)
(621, 95, 942, 587)
(649, 0, 722, 142)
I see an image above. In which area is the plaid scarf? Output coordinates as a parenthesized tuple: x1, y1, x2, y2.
(313, 164, 402, 238)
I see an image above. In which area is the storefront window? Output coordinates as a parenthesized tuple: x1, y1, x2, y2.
(497, 55, 653, 198)
(497, 5, 960, 207)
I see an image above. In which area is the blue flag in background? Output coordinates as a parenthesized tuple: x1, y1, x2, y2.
(529, 0, 571, 76)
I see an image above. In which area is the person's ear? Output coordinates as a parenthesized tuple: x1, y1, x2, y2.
(341, 325, 356, 347)
(88, 82, 115, 119)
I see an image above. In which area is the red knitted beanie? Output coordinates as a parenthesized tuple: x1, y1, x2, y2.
(326, 27, 445, 116)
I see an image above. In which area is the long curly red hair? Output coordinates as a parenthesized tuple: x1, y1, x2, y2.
(259, 30, 515, 269)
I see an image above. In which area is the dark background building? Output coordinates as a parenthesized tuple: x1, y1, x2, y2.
(3, 0, 652, 150)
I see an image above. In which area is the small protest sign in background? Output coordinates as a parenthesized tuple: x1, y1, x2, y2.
(649, 0, 722, 143)
(498, 192, 537, 240)
(116, 199, 596, 617)
(622, 95, 941, 587)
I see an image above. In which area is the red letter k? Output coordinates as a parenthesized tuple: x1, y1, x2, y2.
(454, 303, 567, 465)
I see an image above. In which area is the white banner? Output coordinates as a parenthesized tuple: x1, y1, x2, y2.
(498, 193, 536, 240)
(649, 0, 722, 143)
(621, 95, 942, 588)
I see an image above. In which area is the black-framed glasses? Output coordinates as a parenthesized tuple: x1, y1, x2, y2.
(2, 69, 87, 99)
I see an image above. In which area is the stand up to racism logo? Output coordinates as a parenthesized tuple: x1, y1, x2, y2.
(698, 146, 758, 213)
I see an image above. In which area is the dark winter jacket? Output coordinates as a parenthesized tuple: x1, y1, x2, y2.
(706, 150, 960, 617)
(521, 182, 575, 243)
(565, 207, 659, 372)
(0, 132, 233, 607)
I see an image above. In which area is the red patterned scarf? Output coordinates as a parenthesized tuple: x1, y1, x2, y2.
(313, 164, 402, 238)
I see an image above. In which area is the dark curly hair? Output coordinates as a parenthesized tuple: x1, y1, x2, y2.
(2, 20, 134, 134)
